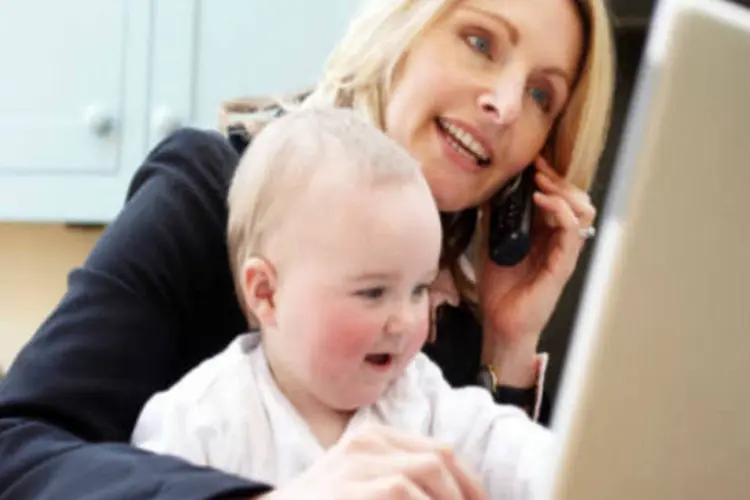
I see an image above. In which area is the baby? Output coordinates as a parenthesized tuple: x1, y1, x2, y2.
(131, 107, 553, 498)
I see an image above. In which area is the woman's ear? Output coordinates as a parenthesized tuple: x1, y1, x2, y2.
(241, 257, 278, 327)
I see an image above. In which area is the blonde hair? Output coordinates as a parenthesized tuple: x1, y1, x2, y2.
(227, 106, 422, 322)
(222, 0, 615, 306)
(553, 0, 615, 189)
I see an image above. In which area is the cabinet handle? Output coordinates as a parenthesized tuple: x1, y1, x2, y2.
(152, 106, 184, 138)
(84, 104, 116, 137)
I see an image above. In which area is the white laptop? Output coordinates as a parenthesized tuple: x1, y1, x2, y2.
(538, 0, 750, 499)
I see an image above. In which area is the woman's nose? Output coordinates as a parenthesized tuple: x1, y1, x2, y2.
(477, 75, 524, 127)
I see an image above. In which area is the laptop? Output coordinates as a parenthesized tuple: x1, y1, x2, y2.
(537, 0, 750, 498)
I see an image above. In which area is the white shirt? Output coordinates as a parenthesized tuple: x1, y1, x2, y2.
(131, 333, 555, 499)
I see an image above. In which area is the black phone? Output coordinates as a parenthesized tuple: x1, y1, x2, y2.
(488, 166, 537, 266)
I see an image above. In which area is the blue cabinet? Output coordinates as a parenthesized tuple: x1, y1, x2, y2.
(0, 0, 358, 223)
(184, 0, 357, 130)
(0, 0, 152, 222)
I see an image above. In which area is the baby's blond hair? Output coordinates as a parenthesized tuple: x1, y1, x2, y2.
(227, 106, 423, 323)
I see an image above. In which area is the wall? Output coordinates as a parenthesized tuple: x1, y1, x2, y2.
(0, 223, 103, 372)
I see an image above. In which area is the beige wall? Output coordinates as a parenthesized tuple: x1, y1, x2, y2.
(0, 223, 103, 372)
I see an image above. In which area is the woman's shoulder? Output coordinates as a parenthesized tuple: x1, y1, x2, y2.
(126, 127, 243, 206)
(162, 126, 236, 152)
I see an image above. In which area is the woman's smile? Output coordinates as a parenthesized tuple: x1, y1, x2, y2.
(434, 116, 495, 177)
(435, 116, 492, 166)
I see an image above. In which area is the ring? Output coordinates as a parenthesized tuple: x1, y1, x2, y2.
(578, 226, 596, 240)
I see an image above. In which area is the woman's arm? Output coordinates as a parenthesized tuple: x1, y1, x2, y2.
(425, 304, 551, 425)
(455, 157, 599, 424)
(0, 129, 270, 499)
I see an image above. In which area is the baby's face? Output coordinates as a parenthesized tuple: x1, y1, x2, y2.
(266, 173, 442, 412)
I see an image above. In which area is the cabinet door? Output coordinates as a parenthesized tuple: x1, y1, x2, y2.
(0, 0, 151, 222)
(151, 0, 360, 137)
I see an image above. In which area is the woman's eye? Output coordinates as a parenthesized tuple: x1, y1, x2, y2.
(356, 287, 385, 300)
(466, 34, 492, 57)
(529, 86, 552, 113)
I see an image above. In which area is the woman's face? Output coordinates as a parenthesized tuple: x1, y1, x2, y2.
(384, 0, 584, 212)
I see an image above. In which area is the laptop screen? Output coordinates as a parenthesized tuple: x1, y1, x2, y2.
(540, 1, 750, 499)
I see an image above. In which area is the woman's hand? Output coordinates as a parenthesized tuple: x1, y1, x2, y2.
(257, 424, 485, 500)
(476, 156, 597, 386)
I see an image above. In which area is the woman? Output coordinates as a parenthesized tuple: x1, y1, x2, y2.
(0, 0, 614, 499)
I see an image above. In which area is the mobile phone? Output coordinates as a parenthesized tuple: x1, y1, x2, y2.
(488, 166, 537, 266)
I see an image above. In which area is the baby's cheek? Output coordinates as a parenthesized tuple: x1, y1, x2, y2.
(407, 314, 431, 353)
(315, 301, 381, 360)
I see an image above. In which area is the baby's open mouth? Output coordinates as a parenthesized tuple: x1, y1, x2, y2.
(365, 353, 393, 367)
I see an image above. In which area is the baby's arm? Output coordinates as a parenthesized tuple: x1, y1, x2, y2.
(414, 354, 556, 499)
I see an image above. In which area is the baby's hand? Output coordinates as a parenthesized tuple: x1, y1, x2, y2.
(261, 425, 486, 500)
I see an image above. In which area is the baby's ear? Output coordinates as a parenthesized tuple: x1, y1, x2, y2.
(241, 257, 278, 327)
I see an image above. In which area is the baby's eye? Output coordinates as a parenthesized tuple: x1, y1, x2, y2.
(467, 34, 492, 57)
(412, 284, 430, 298)
(356, 287, 385, 300)
(529, 86, 552, 113)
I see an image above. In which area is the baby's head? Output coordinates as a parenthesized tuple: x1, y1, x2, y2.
(227, 107, 442, 411)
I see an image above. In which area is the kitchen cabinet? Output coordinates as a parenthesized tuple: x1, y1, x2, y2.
(0, 0, 357, 223)
(153, 0, 357, 134)
(0, 0, 151, 222)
